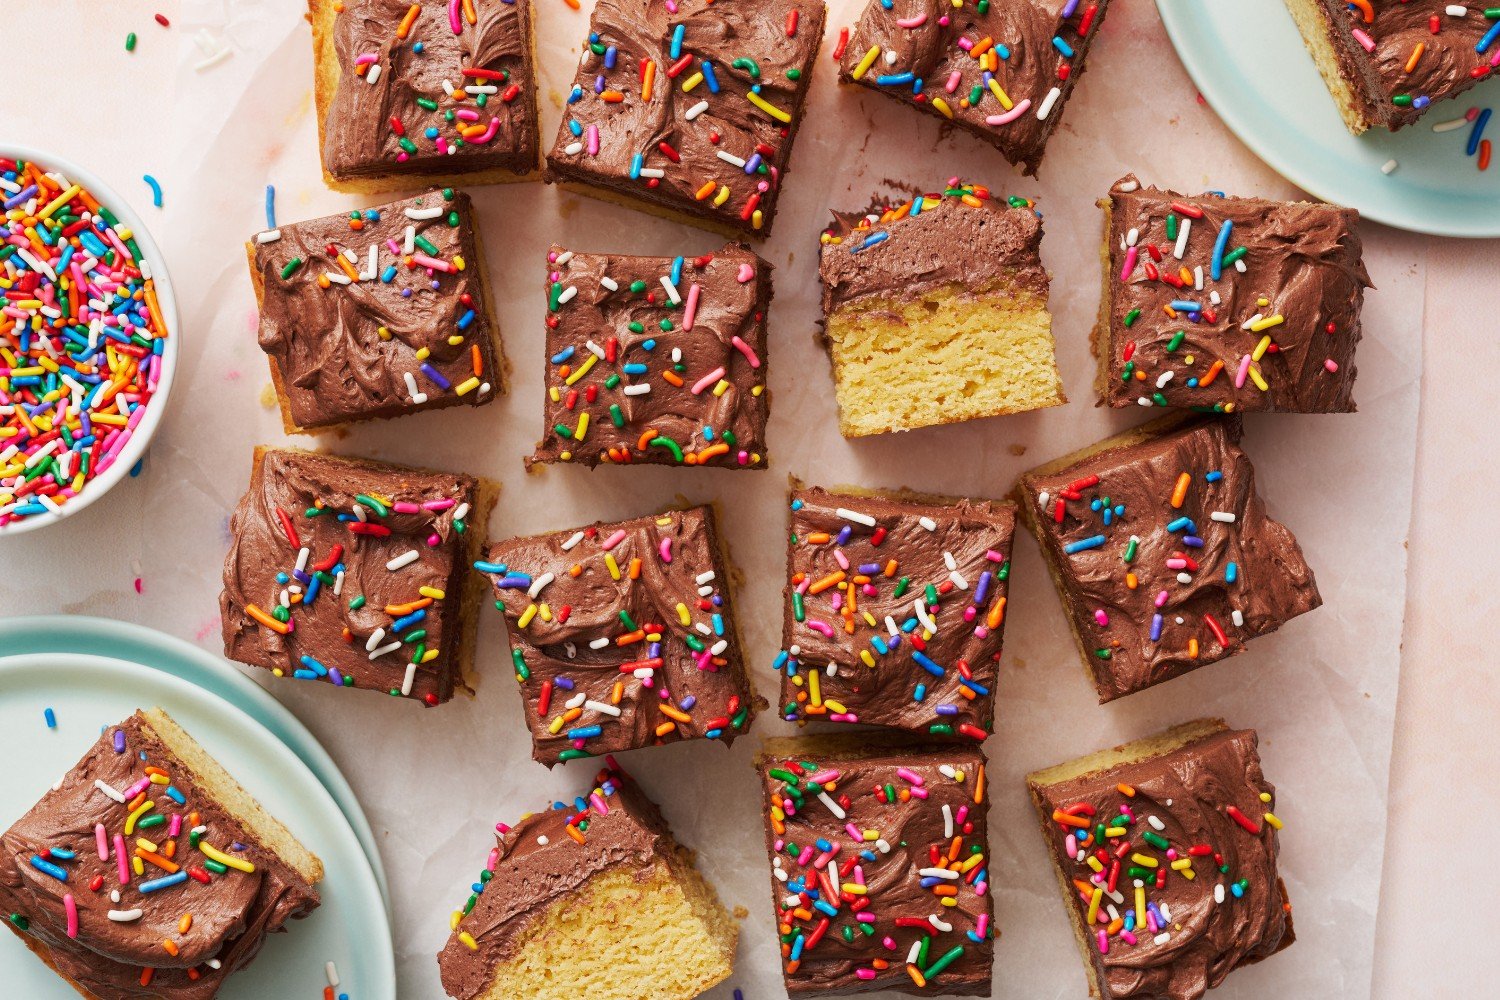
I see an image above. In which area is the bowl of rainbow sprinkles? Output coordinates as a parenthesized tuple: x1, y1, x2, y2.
(0, 146, 177, 534)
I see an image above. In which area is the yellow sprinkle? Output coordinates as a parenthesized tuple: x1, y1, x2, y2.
(808, 669, 822, 707)
(1131, 853, 1158, 868)
(1170, 858, 1193, 871)
(518, 604, 537, 628)
(37, 184, 81, 220)
(681, 71, 704, 91)
(459, 932, 478, 951)
(1086, 887, 1103, 923)
(422, 648, 439, 663)
(932, 97, 953, 119)
(1104, 825, 1127, 837)
(538, 603, 552, 623)
(199, 842, 255, 874)
(712, 185, 731, 207)
(823, 700, 848, 714)
(454, 376, 481, 396)
(450, 911, 463, 931)
(711, 379, 729, 397)
(136, 838, 159, 852)
(986, 77, 1013, 110)
(416, 346, 431, 361)
(841, 883, 868, 895)
(605, 554, 621, 580)
(1251, 335, 1272, 362)
(1264, 812, 1284, 830)
(565, 354, 597, 385)
(1086, 856, 1104, 873)
(859, 649, 875, 668)
(452, 254, 466, 271)
(125, 801, 155, 835)
(1259, 791, 1272, 803)
(1249, 314, 1284, 332)
(1248, 365, 1269, 391)
(676, 602, 691, 626)
(851, 45, 881, 81)
(132, 856, 145, 876)
(420, 586, 446, 600)
(548, 715, 566, 734)
(574, 411, 590, 441)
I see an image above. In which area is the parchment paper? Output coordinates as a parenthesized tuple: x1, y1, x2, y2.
(0, 1, 1421, 997)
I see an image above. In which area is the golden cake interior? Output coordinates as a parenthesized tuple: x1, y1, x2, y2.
(825, 280, 1064, 437)
(478, 851, 737, 1000)
(1281, 0, 1372, 135)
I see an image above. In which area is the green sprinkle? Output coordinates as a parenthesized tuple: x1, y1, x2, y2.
(558, 749, 595, 761)
(619, 609, 639, 631)
(417, 97, 439, 111)
(548, 282, 564, 312)
(997, 560, 1010, 581)
(893, 576, 910, 598)
(609, 403, 624, 427)
(731, 56, 761, 78)
(125, 32, 137, 51)
(280, 258, 304, 280)
(1166, 331, 1186, 352)
(1123, 308, 1141, 327)
(512, 649, 530, 681)
(354, 493, 389, 516)
(1143, 831, 1170, 850)
(929, 723, 954, 736)
(1094, 648, 1113, 659)
(1222, 246, 1248, 266)
(1124, 538, 1139, 563)
(204, 860, 228, 875)
(404, 629, 428, 644)
(1152, 391, 1168, 406)
(629, 280, 648, 293)
(793, 590, 805, 622)
(922, 945, 966, 980)
(1392, 94, 1413, 107)
(414, 234, 440, 256)
(1166, 214, 1178, 240)
(604, 373, 621, 389)
(786, 68, 801, 80)
(9, 913, 29, 930)
(138, 814, 166, 830)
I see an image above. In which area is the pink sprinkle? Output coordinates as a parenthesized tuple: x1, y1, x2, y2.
(659, 538, 673, 563)
(1154, 590, 1169, 608)
(1097, 929, 1109, 954)
(1324, 358, 1339, 372)
(735, 262, 755, 283)
(394, 501, 421, 514)
(1121, 930, 1138, 945)
(806, 619, 834, 637)
(1234, 353, 1253, 388)
(737, 450, 749, 465)
(896, 12, 927, 27)
(168, 814, 182, 837)
(896, 767, 925, 786)
(985, 98, 1032, 126)
(682, 282, 701, 330)
(945, 70, 963, 93)
(856, 969, 877, 980)
(448, 0, 463, 33)
(1121, 245, 1139, 282)
(64, 894, 77, 939)
(1094, 609, 1110, 626)
(411, 252, 453, 273)
(601, 528, 628, 550)
(1351, 27, 1375, 52)
(114, 835, 129, 884)
(95, 824, 109, 861)
(731, 335, 761, 368)
(975, 913, 989, 938)
(587, 124, 600, 156)
(690, 366, 725, 395)
(467, 117, 501, 145)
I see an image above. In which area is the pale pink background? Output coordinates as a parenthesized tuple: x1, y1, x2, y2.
(0, 0, 1492, 996)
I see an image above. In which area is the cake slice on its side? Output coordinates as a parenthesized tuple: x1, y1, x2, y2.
(436, 762, 736, 1000)
(1283, 0, 1499, 134)
(818, 183, 1064, 438)
(1026, 719, 1294, 1000)
(0, 709, 321, 1000)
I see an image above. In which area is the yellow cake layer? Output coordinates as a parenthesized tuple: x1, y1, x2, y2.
(479, 855, 737, 1000)
(825, 284, 1064, 438)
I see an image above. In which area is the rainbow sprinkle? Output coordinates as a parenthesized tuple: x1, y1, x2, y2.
(0, 157, 169, 528)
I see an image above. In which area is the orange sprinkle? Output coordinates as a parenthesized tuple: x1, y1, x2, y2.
(1199, 359, 1224, 386)
(1116, 783, 1136, 797)
(245, 604, 290, 635)
(1481, 139, 1492, 172)
(655, 721, 678, 737)
(974, 764, 985, 804)
(809, 571, 846, 594)
(178, 914, 192, 934)
(472, 343, 483, 376)
(659, 703, 692, 724)
(395, 3, 420, 39)
(1404, 42, 1424, 74)
(1169, 472, 1191, 508)
(986, 596, 1006, 629)
(565, 824, 586, 845)
(384, 597, 433, 615)
(661, 370, 684, 387)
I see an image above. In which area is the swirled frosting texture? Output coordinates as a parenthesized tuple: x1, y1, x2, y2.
(545, 0, 826, 236)
(531, 243, 772, 470)
(220, 448, 479, 705)
(819, 187, 1048, 311)
(482, 505, 760, 765)
(838, 0, 1115, 173)
(1310, 1, 1497, 130)
(777, 486, 1014, 739)
(253, 190, 499, 429)
(321, 0, 538, 180)
(758, 738, 993, 996)
(0, 712, 318, 1000)
(1019, 416, 1320, 702)
(1098, 175, 1369, 413)
(1029, 725, 1289, 1000)
(437, 765, 675, 999)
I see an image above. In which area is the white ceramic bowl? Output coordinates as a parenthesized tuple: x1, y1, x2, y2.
(0, 145, 179, 535)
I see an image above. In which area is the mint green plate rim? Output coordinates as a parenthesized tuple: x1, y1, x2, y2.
(1156, 0, 1500, 238)
(0, 615, 390, 911)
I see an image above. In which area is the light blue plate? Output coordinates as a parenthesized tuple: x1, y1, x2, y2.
(0, 616, 389, 909)
(1156, 0, 1500, 237)
(0, 654, 395, 999)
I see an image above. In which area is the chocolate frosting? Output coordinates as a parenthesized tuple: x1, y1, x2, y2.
(838, 0, 1114, 173)
(436, 764, 676, 1000)
(545, 0, 827, 237)
(253, 189, 498, 429)
(1031, 727, 1289, 1000)
(1315, 1, 1496, 130)
(1020, 416, 1321, 701)
(322, 0, 538, 179)
(758, 739, 993, 996)
(530, 243, 772, 470)
(482, 505, 760, 765)
(776, 486, 1014, 739)
(1099, 175, 1369, 413)
(0, 713, 318, 1000)
(818, 185, 1048, 314)
(220, 448, 479, 705)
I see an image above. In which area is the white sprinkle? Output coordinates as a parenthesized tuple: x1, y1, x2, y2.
(1193, 265, 1204, 291)
(401, 661, 417, 697)
(1036, 86, 1062, 120)
(365, 628, 387, 652)
(1240, 312, 1262, 331)
(327, 961, 341, 988)
(1153, 932, 1171, 945)
(585, 700, 622, 717)
(774, 868, 789, 882)
(623, 383, 651, 395)
(94, 780, 126, 803)
(884, 48, 899, 65)
(1118, 179, 1140, 193)
(323, 271, 351, 286)
(696, 570, 717, 585)
(295, 547, 310, 573)
(715, 150, 748, 168)
(1177, 572, 1193, 584)
(885, 616, 900, 637)
(255, 229, 282, 244)
(876, 839, 891, 854)
(928, 914, 954, 932)
(906, 941, 923, 966)
(1148, 815, 1165, 831)
(405, 205, 444, 220)
(386, 549, 420, 571)
(600, 275, 619, 291)
(589, 637, 611, 649)
(365, 64, 382, 85)
(1209, 290, 1222, 306)
(1381, 158, 1399, 175)
(942, 803, 954, 838)
(915, 598, 937, 634)
(938, 764, 957, 779)
(565, 693, 588, 710)
(942, 551, 958, 571)
(527, 572, 555, 599)
(695, 622, 714, 637)
(1125, 227, 1139, 247)
(1156, 370, 1174, 389)
(918, 516, 937, 531)
(1234, 259, 1247, 274)
(1214, 883, 1226, 903)
(111, 889, 121, 904)
(404, 371, 425, 404)
(108, 909, 144, 922)
(948, 570, 968, 590)
(1173, 217, 1191, 259)
(1433, 116, 1469, 132)
(1037, 490, 1050, 511)
(208, 960, 222, 970)
(817, 792, 846, 819)
(369, 641, 402, 660)
(536, 835, 549, 846)
(558, 285, 578, 305)
(403, 225, 415, 255)
(684, 99, 710, 120)
(710, 639, 729, 656)
(918, 867, 958, 880)
(1210, 511, 1236, 523)
(564, 642, 577, 659)
(1232, 609, 1245, 627)
(659, 275, 682, 304)
(454, 503, 470, 521)
(1447, 5, 1468, 16)
(561, 531, 585, 551)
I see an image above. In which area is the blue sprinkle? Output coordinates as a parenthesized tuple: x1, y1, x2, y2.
(265, 184, 276, 229)
(29, 856, 68, 881)
(140, 871, 189, 893)
(44, 707, 56, 729)
(1206, 470, 1223, 482)
(912, 651, 946, 677)
(473, 560, 508, 574)
(1052, 35, 1075, 57)
(1064, 534, 1107, 554)
(1226, 562, 1238, 584)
